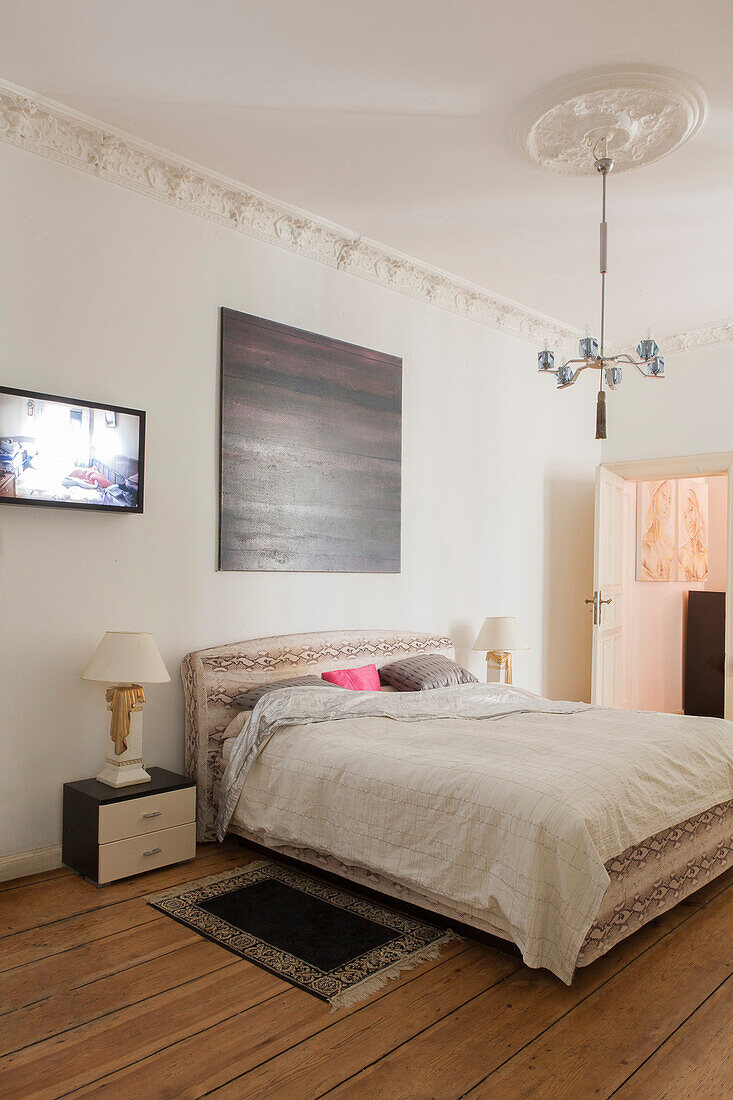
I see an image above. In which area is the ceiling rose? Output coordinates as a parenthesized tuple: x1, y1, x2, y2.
(514, 67, 707, 176)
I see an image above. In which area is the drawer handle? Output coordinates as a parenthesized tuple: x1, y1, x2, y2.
(142, 847, 162, 857)
(142, 810, 162, 819)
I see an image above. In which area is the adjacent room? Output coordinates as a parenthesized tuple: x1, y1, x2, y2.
(0, 3, 731, 1098)
(631, 473, 728, 717)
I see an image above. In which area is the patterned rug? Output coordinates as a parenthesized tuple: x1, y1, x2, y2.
(147, 860, 457, 1008)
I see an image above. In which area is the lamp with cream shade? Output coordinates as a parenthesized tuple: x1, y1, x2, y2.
(82, 632, 170, 788)
(472, 617, 529, 684)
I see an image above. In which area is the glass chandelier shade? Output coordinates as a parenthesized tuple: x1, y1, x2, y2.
(537, 142, 664, 439)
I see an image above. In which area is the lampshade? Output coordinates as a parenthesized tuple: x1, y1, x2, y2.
(472, 617, 529, 652)
(81, 632, 170, 684)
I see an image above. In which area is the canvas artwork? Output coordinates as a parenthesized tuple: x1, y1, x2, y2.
(636, 477, 709, 582)
(219, 308, 402, 572)
(677, 478, 709, 582)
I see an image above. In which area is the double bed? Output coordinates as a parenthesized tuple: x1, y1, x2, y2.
(182, 630, 733, 983)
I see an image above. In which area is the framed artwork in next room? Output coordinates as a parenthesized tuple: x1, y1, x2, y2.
(218, 308, 402, 572)
(636, 477, 709, 582)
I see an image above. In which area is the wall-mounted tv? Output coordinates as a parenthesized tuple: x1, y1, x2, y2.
(0, 386, 145, 513)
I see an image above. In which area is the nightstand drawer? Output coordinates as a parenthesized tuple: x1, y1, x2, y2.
(98, 786, 196, 843)
(98, 822, 196, 883)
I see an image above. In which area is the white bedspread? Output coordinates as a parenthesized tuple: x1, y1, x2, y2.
(216, 684, 733, 982)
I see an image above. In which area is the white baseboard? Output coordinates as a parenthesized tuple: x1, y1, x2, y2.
(0, 845, 63, 883)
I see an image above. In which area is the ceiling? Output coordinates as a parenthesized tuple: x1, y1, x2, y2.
(0, 0, 731, 345)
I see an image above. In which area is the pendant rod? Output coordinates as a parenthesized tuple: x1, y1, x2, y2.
(600, 169, 607, 363)
(595, 150, 611, 441)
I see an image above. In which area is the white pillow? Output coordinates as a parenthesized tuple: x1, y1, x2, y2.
(221, 709, 250, 740)
(221, 682, 396, 741)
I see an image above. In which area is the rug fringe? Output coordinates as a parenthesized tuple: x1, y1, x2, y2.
(329, 929, 462, 1011)
(145, 861, 270, 904)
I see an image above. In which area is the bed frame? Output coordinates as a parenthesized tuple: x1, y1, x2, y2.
(182, 629, 733, 973)
(182, 629, 454, 842)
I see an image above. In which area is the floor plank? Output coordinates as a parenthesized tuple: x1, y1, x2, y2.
(80, 942, 513, 1099)
(462, 884, 733, 1100)
(0, 915, 198, 1016)
(325, 884, 733, 1100)
(0, 842, 244, 940)
(0, 843, 729, 1100)
(0, 867, 71, 893)
(0, 842, 245, 975)
(613, 975, 733, 1100)
(0, 958, 283, 1098)
(1, 934, 236, 1057)
(0, 893, 170, 975)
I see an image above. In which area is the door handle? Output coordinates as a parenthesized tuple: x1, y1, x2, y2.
(586, 592, 612, 626)
(585, 593, 598, 625)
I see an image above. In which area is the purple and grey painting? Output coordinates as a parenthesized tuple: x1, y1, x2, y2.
(219, 309, 402, 572)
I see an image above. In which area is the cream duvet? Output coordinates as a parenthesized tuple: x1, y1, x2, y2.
(216, 683, 733, 982)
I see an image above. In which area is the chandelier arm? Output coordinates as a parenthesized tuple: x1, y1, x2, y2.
(632, 361, 660, 378)
(611, 353, 636, 364)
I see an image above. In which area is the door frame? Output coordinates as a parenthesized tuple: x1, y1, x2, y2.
(601, 451, 733, 720)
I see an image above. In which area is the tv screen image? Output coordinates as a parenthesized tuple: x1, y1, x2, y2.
(0, 387, 145, 512)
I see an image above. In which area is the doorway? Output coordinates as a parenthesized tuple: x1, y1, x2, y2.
(590, 454, 732, 719)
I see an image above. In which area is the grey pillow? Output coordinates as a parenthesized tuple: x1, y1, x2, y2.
(235, 675, 336, 710)
(379, 654, 477, 691)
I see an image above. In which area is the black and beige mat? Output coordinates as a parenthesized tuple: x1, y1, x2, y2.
(147, 860, 457, 1008)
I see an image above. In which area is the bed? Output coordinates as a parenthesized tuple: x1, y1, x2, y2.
(182, 630, 733, 983)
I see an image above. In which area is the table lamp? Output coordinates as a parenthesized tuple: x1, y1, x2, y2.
(82, 631, 170, 788)
(472, 617, 528, 684)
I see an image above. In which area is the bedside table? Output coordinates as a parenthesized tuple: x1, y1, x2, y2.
(62, 768, 196, 885)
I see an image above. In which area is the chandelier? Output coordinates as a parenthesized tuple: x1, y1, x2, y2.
(537, 139, 664, 439)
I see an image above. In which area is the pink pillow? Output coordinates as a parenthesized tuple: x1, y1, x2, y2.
(322, 664, 381, 691)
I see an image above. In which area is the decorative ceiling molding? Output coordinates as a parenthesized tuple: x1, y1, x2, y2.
(0, 77, 728, 357)
(0, 77, 577, 351)
(654, 319, 733, 356)
(515, 67, 707, 177)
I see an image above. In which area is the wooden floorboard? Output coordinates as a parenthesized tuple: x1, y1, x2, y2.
(0, 867, 71, 894)
(612, 974, 733, 1100)
(0, 843, 730, 1100)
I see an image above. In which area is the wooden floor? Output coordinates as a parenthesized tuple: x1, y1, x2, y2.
(1, 842, 731, 1100)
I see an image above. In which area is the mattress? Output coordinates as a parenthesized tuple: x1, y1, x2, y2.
(221, 713, 733, 974)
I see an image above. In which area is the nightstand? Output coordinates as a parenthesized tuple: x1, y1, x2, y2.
(62, 768, 196, 885)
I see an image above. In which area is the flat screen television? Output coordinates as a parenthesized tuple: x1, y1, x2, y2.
(0, 386, 145, 513)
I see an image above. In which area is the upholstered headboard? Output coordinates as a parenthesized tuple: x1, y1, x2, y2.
(181, 629, 454, 840)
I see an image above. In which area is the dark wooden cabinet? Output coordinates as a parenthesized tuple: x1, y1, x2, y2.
(684, 591, 726, 718)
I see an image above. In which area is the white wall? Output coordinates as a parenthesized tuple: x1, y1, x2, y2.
(629, 474, 727, 713)
(0, 141, 597, 858)
(602, 344, 733, 464)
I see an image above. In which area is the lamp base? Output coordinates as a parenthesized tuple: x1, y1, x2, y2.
(485, 650, 512, 685)
(96, 761, 152, 788)
(97, 692, 151, 788)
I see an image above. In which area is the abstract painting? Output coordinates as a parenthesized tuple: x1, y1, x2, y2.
(636, 477, 709, 582)
(219, 308, 401, 572)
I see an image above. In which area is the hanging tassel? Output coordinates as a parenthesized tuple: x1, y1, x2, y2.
(595, 390, 607, 440)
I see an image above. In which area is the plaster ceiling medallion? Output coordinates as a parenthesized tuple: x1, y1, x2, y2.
(515, 67, 707, 176)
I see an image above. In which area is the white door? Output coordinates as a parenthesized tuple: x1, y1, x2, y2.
(590, 466, 632, 707)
